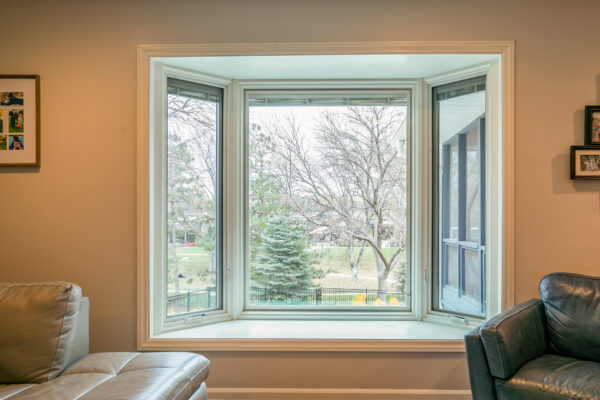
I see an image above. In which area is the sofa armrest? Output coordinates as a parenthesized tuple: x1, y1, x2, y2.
(480, 299, 547, 379)
(464, 326, 497, 400)
(65, 297, 90, 368)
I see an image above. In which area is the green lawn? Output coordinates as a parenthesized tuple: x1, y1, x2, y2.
(167, 245, 213, 293)
(309, 246, 403, 275)
(168, 244, 405, 294)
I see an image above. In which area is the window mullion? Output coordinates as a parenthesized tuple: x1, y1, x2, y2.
(478, 117, 486, 314)
(457, 134, 467, 297)
(441, 144, 451, 287)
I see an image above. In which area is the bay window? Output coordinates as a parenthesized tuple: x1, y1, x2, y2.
(139, 47, 512, 345)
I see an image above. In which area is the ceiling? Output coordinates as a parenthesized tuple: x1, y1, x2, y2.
(155, 54, 500, 80)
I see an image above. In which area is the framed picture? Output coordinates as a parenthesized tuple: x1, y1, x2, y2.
(571, 145, 600, 180)
(584, 105, 600, 145)
(0, 75, 40, 166)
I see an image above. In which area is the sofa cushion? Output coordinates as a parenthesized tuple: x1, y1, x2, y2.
(0, 282, 83, 383)
(540, 273, 600, 362)
(0, 384, 36, 399)
(495, 354, 600, 400)
(0, 352, 210, 400)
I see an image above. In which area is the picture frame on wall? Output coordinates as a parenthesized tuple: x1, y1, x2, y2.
(571, 145, 600, 180)
(0, 75, 40, 166)
(584, 105, 600, 145)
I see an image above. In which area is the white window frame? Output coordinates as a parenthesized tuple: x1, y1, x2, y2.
(423, 64, 503, 326)
(239, 83, 417, 320)
(136, 42, 515, 352)
(148, 63, 233, 334)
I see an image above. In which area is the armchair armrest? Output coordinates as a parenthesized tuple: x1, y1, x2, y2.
(480, 299, 547, 379)
(465, 326, 497, 400)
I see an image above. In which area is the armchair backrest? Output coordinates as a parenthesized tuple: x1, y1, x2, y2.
(479, 299, 547, 379)
(0, 282, 89, 384)
(540, 272, 600, 362)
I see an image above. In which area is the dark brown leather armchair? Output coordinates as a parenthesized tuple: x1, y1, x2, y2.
(464, 273, 600, 400)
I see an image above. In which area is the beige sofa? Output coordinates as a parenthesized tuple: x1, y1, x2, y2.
(0, 282, 209, 399)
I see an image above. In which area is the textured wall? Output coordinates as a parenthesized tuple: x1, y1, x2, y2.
(1, 0, 599, 392)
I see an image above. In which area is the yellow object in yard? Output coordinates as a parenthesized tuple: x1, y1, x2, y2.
(352, 294, 367, 306)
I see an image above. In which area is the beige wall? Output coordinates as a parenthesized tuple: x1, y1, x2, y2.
(1, 0, 599, 392)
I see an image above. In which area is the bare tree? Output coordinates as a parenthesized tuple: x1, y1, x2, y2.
(265, 106, 407, 296)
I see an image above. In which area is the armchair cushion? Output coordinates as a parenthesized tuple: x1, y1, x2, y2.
(540, 273, 600, 363)
(495, 354, 600, 400)
(0, 282, 83, 384)
(479, 299, 547, 379)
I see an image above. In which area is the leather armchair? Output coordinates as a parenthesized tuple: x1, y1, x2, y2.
(465, 272, 600, 400)
(0, 282, 210, 399)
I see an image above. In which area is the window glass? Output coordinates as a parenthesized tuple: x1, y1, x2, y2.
(449, 141, 459, 240)
(247, 93, 409, 308)
(466, 127, 480, 243)
(166, 78, 222, 317)
(433, 77, 486, 318)
(464, 249, 479, 300)
(446, 245, 458, 290)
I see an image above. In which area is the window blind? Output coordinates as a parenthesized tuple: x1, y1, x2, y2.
(167, 77, 223, 103)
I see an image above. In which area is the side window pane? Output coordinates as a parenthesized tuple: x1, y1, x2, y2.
(433, 77, 486, 318)
(166, 78, 222, 318)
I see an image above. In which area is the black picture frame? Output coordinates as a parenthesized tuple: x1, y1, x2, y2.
(584, 105, 600, 145)
(570, 145, 600, 180)
(0, 75, 40, 167)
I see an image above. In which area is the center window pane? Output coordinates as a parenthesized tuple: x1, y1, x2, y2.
(247, 92, 408, 308)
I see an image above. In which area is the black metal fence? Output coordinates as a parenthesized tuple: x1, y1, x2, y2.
(167, 287, 217, 315)
(167, 286, 405, 315)
(249, 286, 404, 306)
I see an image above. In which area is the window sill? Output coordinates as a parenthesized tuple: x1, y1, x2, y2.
(141, 320, 470, 352)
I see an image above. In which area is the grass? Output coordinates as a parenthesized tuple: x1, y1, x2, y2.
(168, 244, 406, 293)
(167, 245, 213, 293)
(309, 246, 402, 275)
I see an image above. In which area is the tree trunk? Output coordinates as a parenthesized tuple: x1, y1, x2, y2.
(373, 214, 389, 301)
(172, 223, 180, 295)
(208, 250, 216, 285)
(348, 240, 358, 282)
(375, 255, 390, 301)
(347, 239, 366, 282)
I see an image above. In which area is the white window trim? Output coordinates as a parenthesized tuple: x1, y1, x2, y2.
(136, 41, 515, 352)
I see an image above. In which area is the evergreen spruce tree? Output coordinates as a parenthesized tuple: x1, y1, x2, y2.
(252, 215, 314, 301)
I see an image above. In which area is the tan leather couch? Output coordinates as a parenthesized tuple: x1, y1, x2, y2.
(0, 282, 210, 399)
